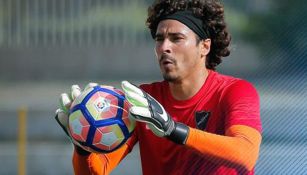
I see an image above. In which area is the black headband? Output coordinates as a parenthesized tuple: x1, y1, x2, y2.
(152, 10, 209, 39)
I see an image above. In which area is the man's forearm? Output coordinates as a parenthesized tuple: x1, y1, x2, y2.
(186, 125, 262, 171)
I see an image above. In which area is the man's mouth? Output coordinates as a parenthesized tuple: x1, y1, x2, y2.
(160, 55, 175, 66)
(162, 59, 173, 65)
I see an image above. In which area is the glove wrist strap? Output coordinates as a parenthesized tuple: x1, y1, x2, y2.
(168, 122, 189, 144)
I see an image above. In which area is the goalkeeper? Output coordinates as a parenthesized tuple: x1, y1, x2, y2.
(56, 0, 262, 174)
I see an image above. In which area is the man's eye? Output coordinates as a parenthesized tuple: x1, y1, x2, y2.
(172, 37, 183, 42)
(155, 37, 164, 42)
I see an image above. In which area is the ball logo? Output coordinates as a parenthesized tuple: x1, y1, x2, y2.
(94, 98, 110, 112)
(96, 101, 106, 109)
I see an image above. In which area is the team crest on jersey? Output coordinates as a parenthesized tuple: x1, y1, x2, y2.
(195, 111, 210, 130)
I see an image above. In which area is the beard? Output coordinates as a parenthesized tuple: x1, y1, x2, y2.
(162, 72, 179, 82)
(159, 54, 179, 82)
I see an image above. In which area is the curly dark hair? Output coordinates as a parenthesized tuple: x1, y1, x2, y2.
(146, 0, 231, 70)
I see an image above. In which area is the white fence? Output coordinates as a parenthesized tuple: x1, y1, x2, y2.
(0, 0, 151, 47)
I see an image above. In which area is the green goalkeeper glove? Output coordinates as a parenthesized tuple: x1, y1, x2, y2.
(55, 83, 98, 155)
(121, 81, 189, 144)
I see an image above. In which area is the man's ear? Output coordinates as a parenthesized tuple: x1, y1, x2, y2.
(200, 39, 211, 58)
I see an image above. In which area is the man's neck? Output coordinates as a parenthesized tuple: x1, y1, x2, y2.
(169, 69, 209, 100)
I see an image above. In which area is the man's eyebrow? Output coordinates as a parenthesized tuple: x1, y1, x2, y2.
(155, 32, 186, 38)
(155, 33, 164, 38)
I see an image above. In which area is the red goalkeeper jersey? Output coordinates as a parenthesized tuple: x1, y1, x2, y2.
(134, 70, 262, 175)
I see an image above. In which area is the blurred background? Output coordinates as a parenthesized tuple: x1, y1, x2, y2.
(0, 0, 306, 174)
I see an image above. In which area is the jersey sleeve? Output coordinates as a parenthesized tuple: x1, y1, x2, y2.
(72, 129, 138, 175)
(221, 80, 262, 132)
(186, 125, 262, 171)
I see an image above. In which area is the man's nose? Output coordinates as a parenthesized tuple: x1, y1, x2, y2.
(159, 39, 172, 54)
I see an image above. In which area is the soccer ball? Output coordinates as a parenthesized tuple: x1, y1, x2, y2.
(68, 85, 135, 153)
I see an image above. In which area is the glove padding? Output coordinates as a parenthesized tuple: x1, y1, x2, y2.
(121, 81, 189, 144)
(55, 83, 98, 155)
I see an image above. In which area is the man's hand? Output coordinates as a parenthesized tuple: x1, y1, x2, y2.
(55, 83, 98, 154)
(121, 81, 189, 144)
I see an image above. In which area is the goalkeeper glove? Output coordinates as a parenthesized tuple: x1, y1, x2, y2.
(121, 81, 189, 144)
(55, 83, 98, 155)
